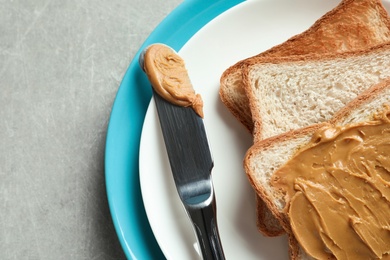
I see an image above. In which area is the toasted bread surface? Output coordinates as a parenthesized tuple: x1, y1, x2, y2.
(244, 42, 390, 142)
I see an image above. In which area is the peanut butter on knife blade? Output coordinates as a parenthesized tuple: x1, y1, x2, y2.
(142, 44, 204, 118)
(272, 106, 390, 260)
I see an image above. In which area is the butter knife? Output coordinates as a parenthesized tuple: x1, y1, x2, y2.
(139, 45, 225, 260)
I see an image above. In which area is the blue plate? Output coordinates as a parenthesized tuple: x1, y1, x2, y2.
(104, 0, 244, 259)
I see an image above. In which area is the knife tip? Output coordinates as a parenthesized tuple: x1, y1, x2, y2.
(138, 49, 146, 72)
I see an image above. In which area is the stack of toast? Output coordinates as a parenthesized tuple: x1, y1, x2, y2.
(219, 0, 390, 258)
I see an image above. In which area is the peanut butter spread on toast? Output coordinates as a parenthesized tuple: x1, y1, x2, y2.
(272, 106, 390, 259)
(143, 44, 204, 117)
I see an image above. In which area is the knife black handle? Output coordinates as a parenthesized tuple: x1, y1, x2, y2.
(185, 191, 225, 260)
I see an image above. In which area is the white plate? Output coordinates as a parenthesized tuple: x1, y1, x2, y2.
(138, 0, 375, 259)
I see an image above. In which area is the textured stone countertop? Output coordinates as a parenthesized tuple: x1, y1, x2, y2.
(1, 0, 181, 259)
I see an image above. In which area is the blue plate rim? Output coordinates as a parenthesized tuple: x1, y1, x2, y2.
(104, 0, 245, 259)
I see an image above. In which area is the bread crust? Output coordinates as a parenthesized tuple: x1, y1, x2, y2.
(255, 196, 285, 236)
(244, 123, 327, 231)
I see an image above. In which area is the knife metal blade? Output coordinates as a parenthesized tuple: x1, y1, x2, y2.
(152, 89, 225, 260)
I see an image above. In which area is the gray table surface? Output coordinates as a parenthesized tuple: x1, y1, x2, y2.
(1, 0, 181, 259)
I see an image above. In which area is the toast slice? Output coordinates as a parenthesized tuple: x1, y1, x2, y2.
(221, 0, 390, 237)
(244, 78, 390, 259)
(220, 0, 390, 133)
(244, 42, 390, 143)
